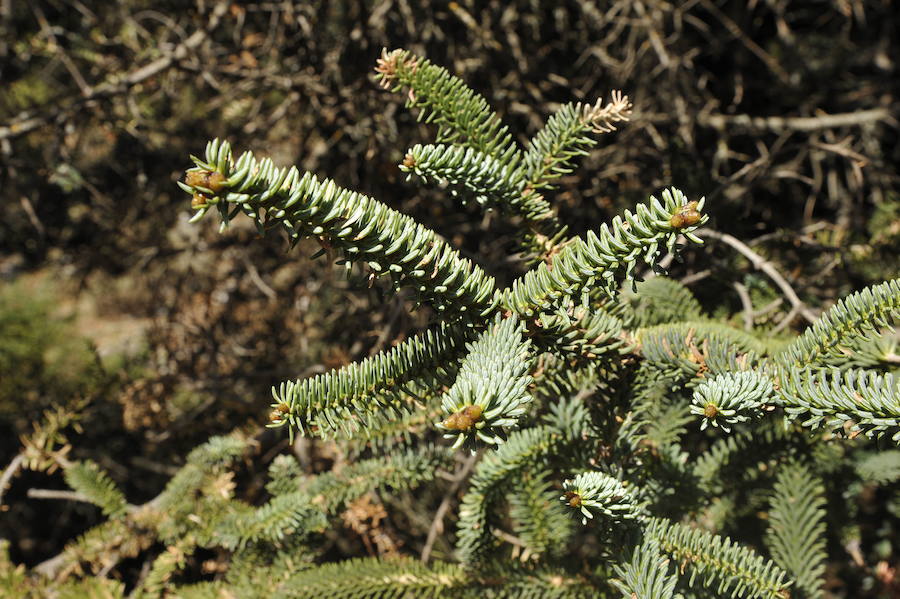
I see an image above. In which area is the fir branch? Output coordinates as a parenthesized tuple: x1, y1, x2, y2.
(145, 435, 252, 548)
(611, 537, 683, 599)
(214, 496, 327, 551)
(542, 395, 595, 442)
(225, 537, 316, 598)
(265, 454, 304, 497)
(855, 450, 900, 485)
(171, 583, 222, 599)
(507, 469, 573, 560)
(777, 278, 900, 368)
(461, 564, 599, 598)
(217, 446, 450, 550)
(56, 518, 153, 579)
(375, 49, 520, 164)
(636, 321, 765, 383)
(401, 143, 552, 223)
(155, 435, 249, 513)
(456, 426, 562, 564)
(561, 471, 643, 525)
(271, 322, 471, 438)
(813, 332, 900, 370)
(644, 517, 791, 599)
(616, 276, 705, 328)
(616, 368, 700, 515)
(530, 356, 607, 406)
(524, 93, 632, 192)
(339, 399, 445, 455)
(301, 445, 452, 514)
(502, 189, 707, 317)
(52, 577, 128, 599)
(691, 371, 774, 432)
(692, 422, 798, 494)
(400, 143, 566, 263)
(397, 143, 568, 262)
(0, 541, 27, 596)
(62, 460, 128, 518)
(634, 443, 699, 518)
(530, 304, 629, 361)
(133, 540, 194, 599)
(437, 315, 534, 449)
(765, 462, 827, 599)
(181, 139, 499, 318)
(777, 366, 900, 441)
(626, 365, 696, 450)
(275, 557, 598, 598)
(276, 557, 467, 598)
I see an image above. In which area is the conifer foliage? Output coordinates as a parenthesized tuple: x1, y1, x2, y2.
(6, 48, 899, 598)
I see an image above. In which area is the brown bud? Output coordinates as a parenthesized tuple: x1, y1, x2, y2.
(564, 491, 583, 508)
(206, 171, 227, 193)
(704, 403, 718, 419)
(680, 210, 702, 226)
(185, 170, 227, 193)
(185, 170, 207, 188)
(269, 403, 291, 424)
(441, 404, 484, 431)
(402, 153, 416, 169)
(669, 201, 702, 229)
(191, 193, 209, 209)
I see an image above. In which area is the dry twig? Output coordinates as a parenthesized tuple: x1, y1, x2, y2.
(695, 229, 818, 325)
(420, 452, 478, 563)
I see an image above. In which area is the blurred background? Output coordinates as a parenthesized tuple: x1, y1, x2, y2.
(1, 0, 897, 591)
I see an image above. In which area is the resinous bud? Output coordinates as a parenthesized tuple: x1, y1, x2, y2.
(669, 201, 702, 229)
(441, 404, 483, 431)
(185, 170, 227, 193)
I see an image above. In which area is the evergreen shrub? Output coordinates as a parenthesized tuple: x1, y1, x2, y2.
(4, 48, 899, 599)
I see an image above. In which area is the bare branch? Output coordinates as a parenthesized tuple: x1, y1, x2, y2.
(0, 453, 24, 507)
(700, 108, 890, 133)
(695, 229, 818, 325)
(733, 281, 754, 331)
(420, 452, 478, 563)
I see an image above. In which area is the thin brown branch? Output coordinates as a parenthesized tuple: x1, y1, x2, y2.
(752, 297, 784, 319)
(733, 281, 754, 331)
(700, 108, 890, 133)
(0, 453, 24, 507)
(242, 255, 277, 301)
(680, 268, 712, 286)
(695, 229, 818, 324)
(420, 452, 478, 563)
(27, 488, 91, 503)
(771, 304, 801, 335)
